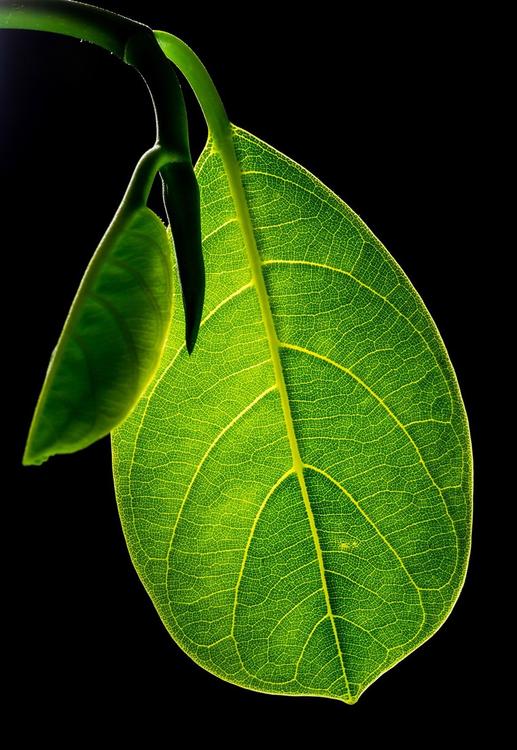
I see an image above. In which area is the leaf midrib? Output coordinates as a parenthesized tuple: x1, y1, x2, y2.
(222, 130, 352, 700)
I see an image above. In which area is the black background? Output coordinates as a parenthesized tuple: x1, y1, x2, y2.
(1, 0, 491, 739)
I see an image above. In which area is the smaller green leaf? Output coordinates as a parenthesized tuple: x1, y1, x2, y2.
(24, 206, 174, 466)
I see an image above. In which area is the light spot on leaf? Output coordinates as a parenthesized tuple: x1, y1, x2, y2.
(340, 540, 360, 551)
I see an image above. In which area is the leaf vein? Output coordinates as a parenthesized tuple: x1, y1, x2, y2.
(280, 339, 460, 585)
(228, 143, 352, 699)
(304, 463, 426, 637)
(164, 385, 277, 606)
(263, 257, 452, 410)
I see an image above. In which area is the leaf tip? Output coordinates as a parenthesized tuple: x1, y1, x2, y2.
(183, 285, 203, 354)
(185, 322, 199, 355)
(22, 445, 48, 467)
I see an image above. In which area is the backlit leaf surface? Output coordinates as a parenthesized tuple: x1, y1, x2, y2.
(112, 127, 471, 703)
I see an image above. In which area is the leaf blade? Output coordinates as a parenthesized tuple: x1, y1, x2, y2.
(24, 206, 174, 465)
(112, 127, 471, 702)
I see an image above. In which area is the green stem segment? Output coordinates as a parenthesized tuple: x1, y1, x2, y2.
(124, 31, 190, 158)
(154, 32, 231, 151)
(0, 0, 141, 56)
(154, 33, 246, 218)
(0, 0, 204, 351)
(116, 145, 170, 217)
(0, 1, 190, 157)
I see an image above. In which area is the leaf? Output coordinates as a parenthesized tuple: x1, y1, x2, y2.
(24, 206, 174, 466)
(160, 161, 204, 353)
(112, 127, 471, 703)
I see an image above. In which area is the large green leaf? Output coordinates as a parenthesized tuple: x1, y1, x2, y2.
(25, 206, 173, 465)
(112, 127, 471, 703)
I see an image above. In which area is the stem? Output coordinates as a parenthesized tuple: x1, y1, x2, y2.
(121, 145, 171, 215)
(0, 1, 190, 158)
(154, 32, 230, 151)
(154, 33, 253, 273)
(0, 6, 209, 350)
(124, 32, 190, 158)
(0, 0, 143, 58)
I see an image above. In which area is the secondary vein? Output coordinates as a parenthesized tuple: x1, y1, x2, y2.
(280, 339, 460, 582)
